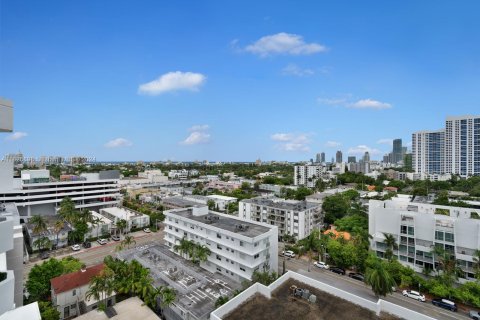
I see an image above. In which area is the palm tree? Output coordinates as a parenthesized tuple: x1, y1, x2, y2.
(473, 249, 480, 281)
(383, 233, 398, 261)
(53, 220, 65, 248)
(173, 237, 194, 260)
(58, 197, 78, 224)
(121, 235, 136, 249)
(91, 216, 102, 239)
(30, 215, 48, 235)
(348, 201, 367, 217)
(33, 236, 52, 252)
(86, 268, 115, 311)
(116, 219, 127, 238)
(192, 244, 211, 264)
(159, 287, 176, 307)
(431, 246, 462, 286)
(365, 257, 396, 297)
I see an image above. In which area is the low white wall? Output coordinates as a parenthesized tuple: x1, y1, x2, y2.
(377, 300, 436, 320)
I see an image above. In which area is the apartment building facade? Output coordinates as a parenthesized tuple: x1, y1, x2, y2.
(0, 163, 121, 217)
(369, 199, 480, 282)
(412, 130, 445, 176)
(238, 197, 322, 240)
(294, 165, 325, 188)
(164, 206, 278, 282)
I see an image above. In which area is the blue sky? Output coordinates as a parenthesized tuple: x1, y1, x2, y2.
(1, 0, 480, 162)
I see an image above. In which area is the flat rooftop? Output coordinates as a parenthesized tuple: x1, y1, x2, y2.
(101, 207, 146, 219)
(224, 279, 399, 320)
(75, 297, 160, 320)
(163, 196, 206, 208)
(117, 244, 242, 320)
(242, 197, 319, 211)
(171, 208, 271, 238)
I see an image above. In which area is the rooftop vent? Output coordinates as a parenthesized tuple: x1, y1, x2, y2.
(235, 224, 249, 231)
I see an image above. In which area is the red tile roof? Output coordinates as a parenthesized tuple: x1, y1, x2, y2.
(51, 264, 104, 294)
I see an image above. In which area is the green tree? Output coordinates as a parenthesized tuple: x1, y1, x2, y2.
(57, 197, 78, 224)
(322, 193, 350, 224)
(86, 268, 115, 311)
(53, 220, 65, 248)
(207, 199, 216, 210)
(33, 236, 52, 252)
(118, 235, 136, 251)
(173, 237, 194, 260)
(297, 229, 321, 272)
(192, 244, 211, 264)
(383, 233, 398, 261)
(38, 301, 60, 320)
(473, 249, 480, 281)
(251, 270, 278, 286)
(215, 296, 229, 307)
(29, 215, 47, 235)
(116, 219, 127, 237)
(294, 187, 313, 200)
(365, 256, 396, 297)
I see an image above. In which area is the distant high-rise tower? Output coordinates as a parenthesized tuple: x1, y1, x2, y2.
(363, 152, 370, 163)
(321, 152, 326, 163)
(315, 153, 321, 163)
(393, 139, 402, 163)
(347, 156, 356, 163)
(445, 115, 480, 177)
(336, 150, 343, 163)
(412, 130, 445, 175)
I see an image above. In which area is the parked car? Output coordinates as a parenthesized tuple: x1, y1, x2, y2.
(39, 252, 50, 260)
(348, 272, 364, 281)
(97, 238, 108, 245)
(313, 261, 329, 269)
(111, 235, 121, 241)
(282, 250, 296, 258)
(330, 267, 346, 275)
(82, 242, 92, 248)
(432, 298, 457, 312)
(71, 244, 81, 251)
(402, 290, 426, 302)
(470, 310, 480, 320)
(143, 228, 151, 233)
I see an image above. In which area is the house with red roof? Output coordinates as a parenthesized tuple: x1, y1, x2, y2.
(50, 263, 115, 319)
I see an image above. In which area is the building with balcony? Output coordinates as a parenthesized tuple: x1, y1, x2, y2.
(369, 198, 480, 282)
(238, 196, 322, 240)
(0, 162, 121, 217)
(98, 207, 150, 232)
(294, 165, 326, 188)
(164, 206, 278, 282)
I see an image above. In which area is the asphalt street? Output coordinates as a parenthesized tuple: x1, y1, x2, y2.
(279, 256, 468, 320)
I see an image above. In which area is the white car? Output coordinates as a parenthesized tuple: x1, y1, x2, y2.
(97, 238, 108, 245)
(282, 250, 296, 258)
(402, 290, 425, 302)
(71, 244, 81, 251)
(313, 261, 330, 269)
(143, 228, 151, 233)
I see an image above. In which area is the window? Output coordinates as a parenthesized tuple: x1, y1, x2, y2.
(175, 219, 178, 224)
(444, 232, 454, 243)
(217, 267, 222, 272)
(254, 242, 259, 247)
(216, 255, 221, 261)
(240, 241, 244, 247)
(217, 244, 222, 250)
(217, 233, 222, 239)
(254, 253, 259, 259)
(435, 231, 444, 241)
(240, 266, 246, 272)
(72, 289, 76, 296)
(400, 225, 407, 234)
(168, 225, 172, 230)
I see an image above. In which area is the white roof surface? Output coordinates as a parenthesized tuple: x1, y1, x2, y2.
(0, 302, 41, 320)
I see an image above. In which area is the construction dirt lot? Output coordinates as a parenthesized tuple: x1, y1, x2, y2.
(224, 279, 401, 320)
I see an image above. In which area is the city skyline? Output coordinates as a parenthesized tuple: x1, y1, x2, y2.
(1, 1, 480, 161)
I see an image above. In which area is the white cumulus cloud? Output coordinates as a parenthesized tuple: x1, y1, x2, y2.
(348, 145, 382, 156)
(377, 138, 393, 145)
(245, 33, 327, 57)
(271, 132, 311, 152)
(318, 96, 392, 110)
(325, 141, 341, 148)
(4, 132, 27, 141)
(282, 64, 314, 77)
(349, 99, 392, 110)
(181, 125, 211, 145)
(104, 138, 133, 148)
(138, 71, 206, 95)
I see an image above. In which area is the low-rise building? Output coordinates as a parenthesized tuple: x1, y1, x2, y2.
(75, 297, 159, 320)
(238, 196, 323, 240)
(51, 264, 115, 319)
(98, 207, 150, 232)
(25, 216, 72, 251)
(369, 198, 480, 282)
(164, 206, 278, 282)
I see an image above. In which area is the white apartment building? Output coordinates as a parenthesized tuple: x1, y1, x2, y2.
(99, 207, 150, 232)
(139, 169, 168, 183)
(0, 98, 13, 133)
(412, 130, 445, 177)
(0, 162, 121, 217)
(239, 197, 323, 240)
(445, 115, 480, 177)
(168, 169, 188, 180)
(164, 206, 278, 282)
(294, 165, 326, 188)
(369, 199, 480, 282)
(50, 264, 115, 319)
